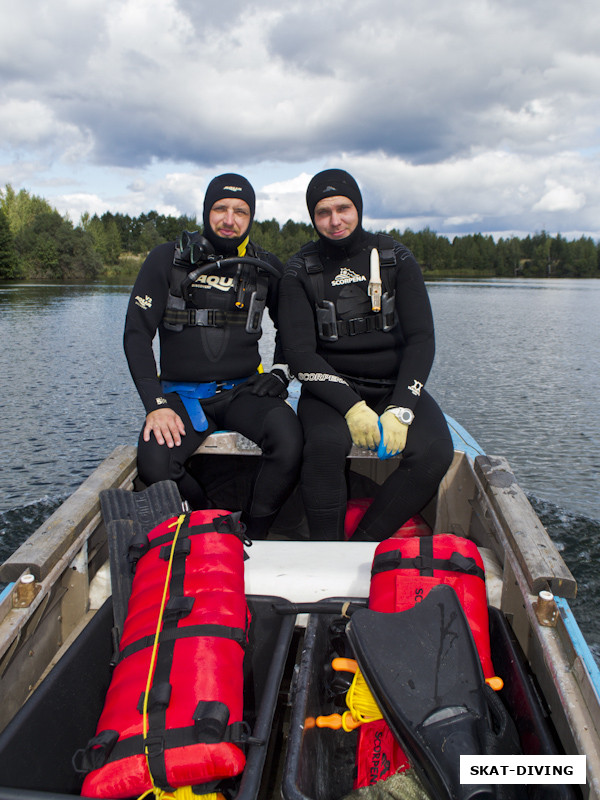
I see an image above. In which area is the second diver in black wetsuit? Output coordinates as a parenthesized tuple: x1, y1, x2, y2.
(278, 169, 454, 541)
(124, 173, 303, 538)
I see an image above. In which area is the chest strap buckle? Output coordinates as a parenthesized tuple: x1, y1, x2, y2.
(189, 308, 218, 327)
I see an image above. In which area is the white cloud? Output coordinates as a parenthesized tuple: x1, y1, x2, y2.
(0, 99, 89, 153)
(342, 149, 600, 237)
(58, 193, 110, 223)
(533, 181, 586, 213)
(54, 168, 211, 222)
(257, 173, 313, 222)
(1, 0, 600, 239)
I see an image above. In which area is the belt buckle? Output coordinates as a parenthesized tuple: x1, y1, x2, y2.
(190, 309, 217, 326)
(215, 379, 236, 394)
(144, 735, 165, 758)
(348, 317, 366, 336)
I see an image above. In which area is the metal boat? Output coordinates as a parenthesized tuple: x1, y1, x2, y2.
(0, 418, 598, 799)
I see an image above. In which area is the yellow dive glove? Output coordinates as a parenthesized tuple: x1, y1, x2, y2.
(379, 406, 412, 456)
(345, 401, 381, 450)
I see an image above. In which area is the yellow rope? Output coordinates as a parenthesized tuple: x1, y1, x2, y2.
(136, 514, 186, 800)
(137, 790, 174, 800)
(344, 667, 382, 728)
(137, 790, 225, 800)
(171, 790, 224, 800)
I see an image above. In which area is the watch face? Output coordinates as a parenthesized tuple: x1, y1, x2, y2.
(400, 410, 412, 423)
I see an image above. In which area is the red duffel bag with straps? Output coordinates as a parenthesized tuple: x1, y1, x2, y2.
(78, 510, 250, 799)
(368, 533, 494, 680)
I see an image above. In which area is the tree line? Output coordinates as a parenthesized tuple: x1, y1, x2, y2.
(1, 184, 599, 281)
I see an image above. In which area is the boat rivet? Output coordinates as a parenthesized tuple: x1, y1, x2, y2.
(535, 590, 558, 627)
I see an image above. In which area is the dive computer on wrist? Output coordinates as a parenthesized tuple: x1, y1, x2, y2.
(387, 406, 414, 425)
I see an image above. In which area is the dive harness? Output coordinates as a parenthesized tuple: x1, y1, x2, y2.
(300, 233, 398, 342)
(163, 230, 280, 334)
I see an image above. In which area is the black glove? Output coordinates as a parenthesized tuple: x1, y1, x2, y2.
(246, 369, 288, 399)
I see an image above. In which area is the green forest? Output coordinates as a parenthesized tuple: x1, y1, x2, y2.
(1, 184, 599, 281)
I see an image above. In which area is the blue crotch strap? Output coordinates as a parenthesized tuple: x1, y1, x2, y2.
(161, 378, 249, 432)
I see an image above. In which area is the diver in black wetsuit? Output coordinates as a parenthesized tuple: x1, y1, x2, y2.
(124, 173, 303, 538)
(278, 169, 454, 541)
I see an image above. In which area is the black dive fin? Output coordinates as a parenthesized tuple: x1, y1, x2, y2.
(346, 584, 505, 800)
(99, 479, 184, 528)
(100, 481, 185, 637)
(105, 519, 144, 638)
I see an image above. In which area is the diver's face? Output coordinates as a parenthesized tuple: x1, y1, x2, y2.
(209, 198, 251, 239)
(314, 196, 359, 240)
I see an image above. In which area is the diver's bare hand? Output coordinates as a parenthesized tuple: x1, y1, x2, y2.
(143, 408, 186, 447)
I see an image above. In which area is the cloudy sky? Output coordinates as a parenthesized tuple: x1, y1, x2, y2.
(2, 0, 600, 240)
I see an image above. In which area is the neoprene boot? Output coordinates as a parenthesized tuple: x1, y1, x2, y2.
(240, 510, 278, 540)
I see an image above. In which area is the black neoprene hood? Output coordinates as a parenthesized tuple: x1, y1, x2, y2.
(202, 173, 256, 254)
(305, 168, 365, 251)
(305, 169, 364, 227)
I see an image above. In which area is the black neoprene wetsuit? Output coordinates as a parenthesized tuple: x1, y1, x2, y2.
(279, 229, 454, 541)
(124, 240, 303, 527)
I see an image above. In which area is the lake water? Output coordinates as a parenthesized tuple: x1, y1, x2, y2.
(1, 278, 599, 659)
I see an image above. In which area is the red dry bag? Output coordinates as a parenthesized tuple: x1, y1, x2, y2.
(79, 510, 249, 798)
